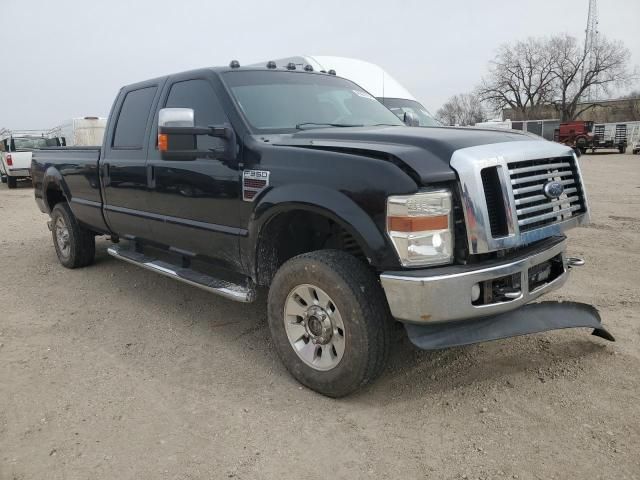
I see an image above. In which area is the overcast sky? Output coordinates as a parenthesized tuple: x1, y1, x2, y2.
(1, 0, 638, 129)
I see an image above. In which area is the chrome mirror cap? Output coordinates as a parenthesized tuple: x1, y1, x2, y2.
(158, 108, 195, 128)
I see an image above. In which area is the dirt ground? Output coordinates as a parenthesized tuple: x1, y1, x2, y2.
(1, 153, 639, 480)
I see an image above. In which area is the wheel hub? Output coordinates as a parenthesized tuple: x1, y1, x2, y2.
(55, 217, 70, 258)
(283, 284, 346, 371)
(304, 306, 333, 344)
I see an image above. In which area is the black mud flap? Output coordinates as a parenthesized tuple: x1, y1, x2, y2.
(404, 301, 615, 351)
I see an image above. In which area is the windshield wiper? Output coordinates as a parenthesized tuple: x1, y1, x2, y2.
(295, 122, 363, 130)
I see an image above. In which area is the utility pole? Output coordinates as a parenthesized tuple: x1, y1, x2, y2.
(582, 0, 599, 101)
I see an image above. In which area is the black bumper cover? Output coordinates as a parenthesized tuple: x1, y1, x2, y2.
(404, 301, 614, 350)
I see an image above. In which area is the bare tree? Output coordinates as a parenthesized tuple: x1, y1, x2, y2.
(436, 93, 486, 126)
(626, 90, 640, 121)
(478, 34, 635, 122)
(549, 34, 633, 121)
(477, 38, 556, 120)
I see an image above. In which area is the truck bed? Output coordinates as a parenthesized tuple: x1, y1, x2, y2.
(32, 146, 107, 232)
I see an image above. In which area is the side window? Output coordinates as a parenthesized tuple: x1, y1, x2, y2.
(165, 79, 228, 151)
(113, 86, 157, 148)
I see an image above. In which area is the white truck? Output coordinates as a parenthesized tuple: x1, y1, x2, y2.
(252, 56, 440, 127)
(0, 130, 49, 189)
(47, 117, 107, 147)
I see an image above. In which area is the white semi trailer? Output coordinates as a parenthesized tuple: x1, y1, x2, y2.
(251, 56, 439, 127)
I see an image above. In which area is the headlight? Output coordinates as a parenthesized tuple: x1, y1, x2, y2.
(386, 189, 453, 267)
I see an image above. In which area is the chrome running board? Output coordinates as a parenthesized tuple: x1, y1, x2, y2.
(107, 245, 255, 303)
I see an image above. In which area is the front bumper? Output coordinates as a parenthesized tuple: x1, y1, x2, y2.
(404, 301, 614, 350)
(380, 237, 569, 324)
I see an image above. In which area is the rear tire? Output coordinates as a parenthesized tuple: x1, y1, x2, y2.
(267, 250, 392, 397)
(1, 175, 6, 184)
(7, 176, 17, 189)
(50, 202, 96, 269)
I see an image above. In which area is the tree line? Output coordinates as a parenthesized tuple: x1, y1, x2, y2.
(436, 33, 636, 125)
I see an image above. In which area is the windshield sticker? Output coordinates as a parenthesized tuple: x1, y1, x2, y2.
(352, 90, 376, 100)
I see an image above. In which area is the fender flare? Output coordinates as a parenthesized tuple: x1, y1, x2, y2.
(247, 183, 391, 274)
(42, 166, 71, 213)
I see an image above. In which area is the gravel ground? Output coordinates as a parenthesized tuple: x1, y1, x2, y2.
(1, 153, 639, 480)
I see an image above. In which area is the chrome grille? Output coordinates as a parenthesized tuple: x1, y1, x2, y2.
(508, 156, 586, 232)
(450, 140, 590, 255)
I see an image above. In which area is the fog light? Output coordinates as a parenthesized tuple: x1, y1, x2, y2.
(471, 283, 481, 302)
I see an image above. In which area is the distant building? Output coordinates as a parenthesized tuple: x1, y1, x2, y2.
(503, 97, 640, 123)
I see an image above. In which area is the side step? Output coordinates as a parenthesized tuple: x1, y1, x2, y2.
(107, 245, 256, 303)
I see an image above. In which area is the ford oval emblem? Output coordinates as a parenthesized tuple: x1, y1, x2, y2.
(543, 180, 564, 199)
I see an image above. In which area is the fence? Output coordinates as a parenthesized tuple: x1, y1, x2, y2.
(509, 120, 640, 144)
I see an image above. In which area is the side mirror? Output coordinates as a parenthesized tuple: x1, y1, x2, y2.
(403, 111, 419, 127)
(157, 107, 236, 162)
(159, 107, 195, 128)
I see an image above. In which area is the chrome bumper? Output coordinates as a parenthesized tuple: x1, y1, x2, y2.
(6, 168, 30, 177)
(380, 238, 570, 324)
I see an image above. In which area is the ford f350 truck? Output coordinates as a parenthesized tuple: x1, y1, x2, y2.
(32, 61, 613, 397)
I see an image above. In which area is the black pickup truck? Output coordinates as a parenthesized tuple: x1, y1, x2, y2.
(32, 61, 613, 396)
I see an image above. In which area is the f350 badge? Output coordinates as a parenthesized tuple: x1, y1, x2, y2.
(242, 170, 270, 201)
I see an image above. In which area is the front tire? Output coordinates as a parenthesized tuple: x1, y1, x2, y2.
(50, 203, 96, 269)
(268, 250, 392, 397)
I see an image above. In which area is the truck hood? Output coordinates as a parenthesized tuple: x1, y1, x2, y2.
(268, 125, 540, 184)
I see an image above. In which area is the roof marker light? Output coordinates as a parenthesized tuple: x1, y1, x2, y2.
(304, 64, 314, 72)
(328, 69, 336, 75)
(229, 60, 240, 69)
(286, 62, 296, 70)
(266, 61, 277, 69)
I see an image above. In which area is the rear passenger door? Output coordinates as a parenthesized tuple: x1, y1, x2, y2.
(145, 76, 242, 269)
(102, 82, 162, 240)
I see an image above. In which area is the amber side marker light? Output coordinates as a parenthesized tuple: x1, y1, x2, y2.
(157, 133, 168, 151)
(388, 215, 449, 232)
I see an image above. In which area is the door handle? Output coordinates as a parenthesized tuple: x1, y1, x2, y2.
(102, 162, 111, 187)
(147, 164, 156, 189)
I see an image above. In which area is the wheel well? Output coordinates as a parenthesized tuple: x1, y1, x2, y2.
(256, 210, 369, 286)
(46, 186, 66, 211)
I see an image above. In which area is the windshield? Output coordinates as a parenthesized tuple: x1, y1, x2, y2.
(223, 71, 404, 133)
(379, 98, 440, 127)
(12, 137, 49, 150)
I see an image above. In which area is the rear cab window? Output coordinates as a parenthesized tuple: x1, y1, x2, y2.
(11, 137, 49, 150)
(113, 87, 158, 149)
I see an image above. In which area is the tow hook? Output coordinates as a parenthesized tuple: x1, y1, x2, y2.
(494, 286, 522, 300)
(567, 257, 585, 268)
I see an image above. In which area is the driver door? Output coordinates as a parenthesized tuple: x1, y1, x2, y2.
(145, 76, 243, 269)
